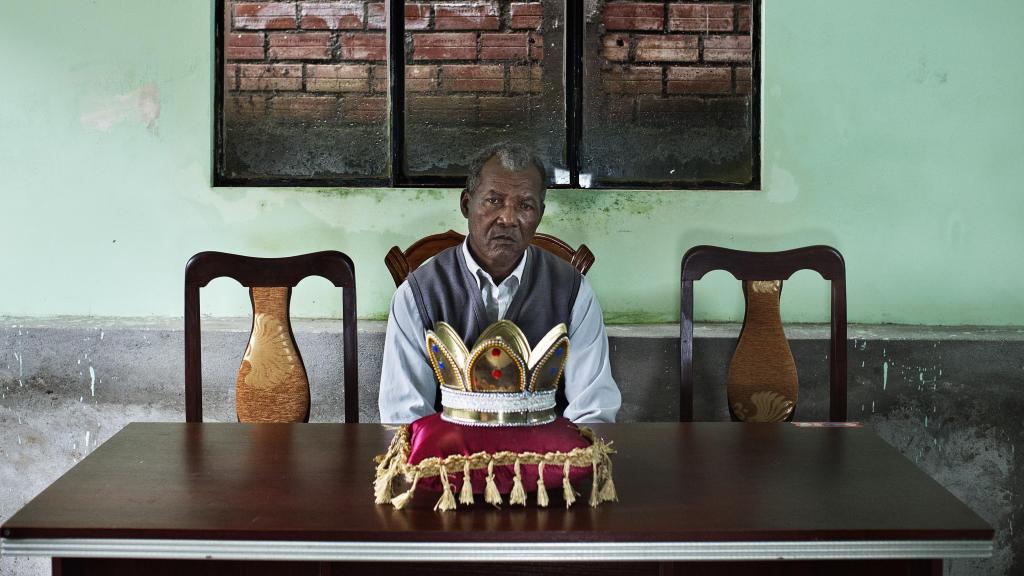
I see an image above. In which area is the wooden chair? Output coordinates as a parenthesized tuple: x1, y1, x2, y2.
(184, 251, 358, 423)
(680, 245, 847, 423)
(384, 229, 595, 286)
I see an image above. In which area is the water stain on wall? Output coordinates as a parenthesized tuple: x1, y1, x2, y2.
(80, 84, 161, 132)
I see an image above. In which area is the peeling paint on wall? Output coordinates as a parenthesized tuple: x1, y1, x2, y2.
(80, 84, 161, 132)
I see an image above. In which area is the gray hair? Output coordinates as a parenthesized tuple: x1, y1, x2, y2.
(465, 142, 548, 200)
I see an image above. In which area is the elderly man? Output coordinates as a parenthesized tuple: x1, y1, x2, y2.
(378, 143, 621, 423)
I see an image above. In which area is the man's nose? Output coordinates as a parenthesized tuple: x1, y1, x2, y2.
(496, 203, 518, 225)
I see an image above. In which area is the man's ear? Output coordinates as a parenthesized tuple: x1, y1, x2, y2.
(460, 188, 470, 218)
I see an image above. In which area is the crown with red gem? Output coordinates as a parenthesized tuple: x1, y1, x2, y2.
(425, 320, 569, 426)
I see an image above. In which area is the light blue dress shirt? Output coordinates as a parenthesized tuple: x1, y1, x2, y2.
(378, 240, 621, 424)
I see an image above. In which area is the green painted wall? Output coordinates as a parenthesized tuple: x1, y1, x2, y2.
(2, 0, 1022, 324)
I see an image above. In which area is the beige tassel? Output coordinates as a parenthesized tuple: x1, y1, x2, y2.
(434, 464, 457, 512)
(562, 461, 576, 508)
(509, 458, 527, 506)
(589, 460, 601, 507)
(374, 426, 406, 473)
(536, 461, 549, 507)
(390, 472, 420, 510)
(484, 459, 503, 507)
(373, 463, 397, 504)
(459, 459, 475, 505)
(598, 457, 619, 503)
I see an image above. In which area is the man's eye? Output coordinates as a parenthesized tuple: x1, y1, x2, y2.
(486, 197, 500, 205)
(519, 203, 534, 211)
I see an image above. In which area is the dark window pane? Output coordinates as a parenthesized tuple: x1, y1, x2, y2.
(219, 1, 388, 182)
(403, 1, 566, 184)
(581, 1, 755, 187)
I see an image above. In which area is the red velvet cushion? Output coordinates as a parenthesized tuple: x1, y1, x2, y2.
(408, 413, 592, 493)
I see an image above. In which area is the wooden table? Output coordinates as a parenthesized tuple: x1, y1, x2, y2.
(1, 423, 993, 575)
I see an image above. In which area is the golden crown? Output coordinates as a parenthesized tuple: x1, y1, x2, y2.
(425, 320, 569, 426)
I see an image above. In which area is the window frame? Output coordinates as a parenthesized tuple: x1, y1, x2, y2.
(213, 0, 761, 190)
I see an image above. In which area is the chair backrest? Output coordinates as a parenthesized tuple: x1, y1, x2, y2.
(680, 245, 847, 422)
(184, 251, 358, 423)
(384, 229, 595, 287)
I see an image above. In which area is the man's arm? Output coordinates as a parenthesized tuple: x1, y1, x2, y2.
(562, 277, 621, 423)
(378, 282, 438, 423)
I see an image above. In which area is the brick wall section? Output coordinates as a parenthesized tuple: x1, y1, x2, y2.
(510, 3, 542, 30)
(479, 32, 543, 60)
(601, 0, 754, 103)
(509, 66, 542, 93)
(366, 3, 387, 29)
(406, 65, 440, 92)
(412, 32, 477, 60)
(667, 67, 732, 94)
(224, 1, 753, 124)
(238, 64, 303, 91)
(404, 4, 431, 30)
(603, 3, 665, 32)
(268, 32, 332, 60)
(233, 3, 297, 30)
(227, 1, 390, 123)
(306, 64, 370, 92)
(434, 2, 500, 30)
(227, 33, 265, 60)
(339, 32, 386, 60)
(603, 66, 662, 95)
(299, 2, 364, 29)
(668, 4, 734, 32)
(442, 65, 505, 92)
(225, 0, 553, 125)
(634, 36, 699, 63)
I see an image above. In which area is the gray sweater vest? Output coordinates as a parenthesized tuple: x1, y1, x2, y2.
(406, 244, 582, 411)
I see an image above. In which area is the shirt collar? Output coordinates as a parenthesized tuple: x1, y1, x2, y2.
(462, 237, 528, 289)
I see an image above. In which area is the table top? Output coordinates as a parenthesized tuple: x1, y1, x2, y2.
(1, 422, 993, 562)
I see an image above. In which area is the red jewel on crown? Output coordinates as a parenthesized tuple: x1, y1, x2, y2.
(491, 369, 502, 380)
(491, 348, 501, 357)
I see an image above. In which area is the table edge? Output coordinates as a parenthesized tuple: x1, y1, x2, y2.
(0, 537, 994, 562)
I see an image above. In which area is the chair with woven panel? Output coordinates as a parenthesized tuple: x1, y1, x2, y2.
(679, 245, 847, 423)
(184, 251, 358, 423)
(384, 229, 595, 287)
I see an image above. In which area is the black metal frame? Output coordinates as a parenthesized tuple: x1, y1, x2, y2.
(213, 0, 761, 190)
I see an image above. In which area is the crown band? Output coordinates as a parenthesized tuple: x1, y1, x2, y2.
(441, 388, 556, 413)
(440, 388, 557, 427)
(442, 407, 557, 427)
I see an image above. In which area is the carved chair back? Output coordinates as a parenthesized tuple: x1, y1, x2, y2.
(680, 245, 847, 422)
(184, 251, 358, 423)
(384, 229, 595, 287)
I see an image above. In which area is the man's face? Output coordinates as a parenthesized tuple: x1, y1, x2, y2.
(461, 156, 545, 281)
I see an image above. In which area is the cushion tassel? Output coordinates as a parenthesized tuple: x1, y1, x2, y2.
(390, 472, 420, 510)
(589, 460, 601, 508)
(562, 461, 576, 508)
(373, 461, 397, 504)
(536, 461, 549, 507)
(459, 460, 475, 505)
(374, 426, 405, 473)
(509, 458, 527, 506)
(598, 457, 619, 503)
(484, 459, 503, 507)
(434, 464, 457, 512)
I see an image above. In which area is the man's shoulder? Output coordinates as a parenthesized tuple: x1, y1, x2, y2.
(528, 244, 582, 280)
